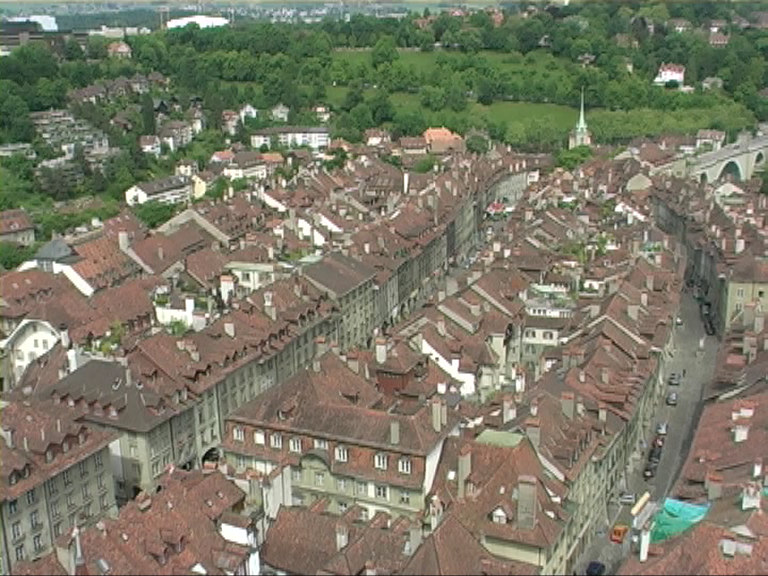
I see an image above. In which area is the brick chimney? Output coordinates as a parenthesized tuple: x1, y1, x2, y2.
(375, 338, 387, 364)
(598, 403, 607, 423)
(706, 471, 723, 500)
(502, 395, 516, 424)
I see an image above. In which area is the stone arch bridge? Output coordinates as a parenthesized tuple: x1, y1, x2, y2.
(688, 134, 768, 183)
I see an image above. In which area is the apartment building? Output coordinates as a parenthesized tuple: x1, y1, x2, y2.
(0, 209, 35, 246)
(304, 252, 377, 350)
(250, 126, 330, 151)
(0, 399, 117, 573)
(222, 349, 458, 521)
(124, 175, 192, 206)
(13, 469, 258, 576)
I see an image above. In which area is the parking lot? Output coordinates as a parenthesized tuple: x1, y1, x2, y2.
(573, 290, 720, 574)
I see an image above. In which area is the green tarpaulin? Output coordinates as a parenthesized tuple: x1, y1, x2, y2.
(650, 498, 710, 543)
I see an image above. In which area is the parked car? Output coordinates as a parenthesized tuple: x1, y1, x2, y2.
(586, 561, 606, 576)
(619, 492, 637, 505)
(656, 421, 669, 435)
(668, 373, 681, 386)
(644, 463, 657, 479)
(705, 320, 716, 335)
(675, 316, 683, 326)
(666, 391, 678, 406)
(649, 446, 663, 464)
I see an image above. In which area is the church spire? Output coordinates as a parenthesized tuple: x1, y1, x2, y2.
(577, 87, 587, 131)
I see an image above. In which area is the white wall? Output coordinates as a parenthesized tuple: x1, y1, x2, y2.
(420, 338, 476, 396)
(54, 262, 94, 297)
(1, 319, 59, 382)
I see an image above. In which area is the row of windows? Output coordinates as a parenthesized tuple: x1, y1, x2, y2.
(232, 428, 413, 474)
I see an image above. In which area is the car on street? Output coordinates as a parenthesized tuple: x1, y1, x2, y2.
(644, 463, 658, 479)
(586, 561, 606, 576)
(705, 319, 716, 335)
(675, 316, 683, 326)
(666, 391, 678, 406)
(619, 492, 637, 505)
(610, 524, 629, 544)
(656, 421, 669, 436)
(649, 445, 662, 464)
(668, 373, 681, 386)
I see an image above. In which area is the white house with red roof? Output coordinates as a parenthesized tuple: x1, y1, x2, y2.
(654, 63, 685, 86)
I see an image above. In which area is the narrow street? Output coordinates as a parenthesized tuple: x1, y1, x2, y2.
(573, 290, 720, 574)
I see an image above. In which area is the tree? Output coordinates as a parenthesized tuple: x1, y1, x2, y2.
(141, 94, 156, 135)
(392, 110, 426, 137)
(556, 145, 593, 170)
(420, 86, 446, 111)
(0, 241, 35, 270)
(371, 35, 399, 69)
(445, 83, 467, 112)
(369, 90, 394, 124)
(343, 80, 365, 112)
(466, 134, 489, 154)
(133, 201, 178, 229)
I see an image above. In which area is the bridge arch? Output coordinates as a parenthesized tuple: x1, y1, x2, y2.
(718, 160, 743, 182)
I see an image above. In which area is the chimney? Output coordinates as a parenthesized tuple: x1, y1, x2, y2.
(335, 523, 349, 551)
(224, 322, 235, 339)
(458, 444, 472, 499)
(375, 338, 387, 364)
(431, 398, 442, 432)
(56, 419, 62, 433)
(742, 483, 761, 511)
(706, 471, 723, 500)
(390, 420, 400, 445)
(264, 291, 276, 321)
(23, 436, 29, 451)
(118, 231, 129, 251)
(645, 275, 654, 291)
(407, 525, 422, 556)
(641, 291, 648, 307)
(735, 238, 745, 254)
(364, 242, 370, 254)
(530, 399, 538, 417)
(441, 400, 448, 427)
(364, 561, 376, 576)
(502, 395, 516, 424)
(576, 396, 585, 417)
(157, 246, 164, 261)
(469, 303, 481, 318)
(601, 368, 609, 385)
(41, 428, 45, 443)
(315, 336, 328, 358)
(526, 418, 540, 449)
(599, 403, 607, 423)
(59, 323, 71, 349)
(517, 475, 537, 530)
(347, 353, 359, 374)
(561, 392, 574, 420)
(754, 458, 763, 479)
(627, 304, 639, 320)
(639, 526, 651, 562)
(67, 349, 78, 374)
(403, 172, 410, 195)
(734, 422, 749, 443)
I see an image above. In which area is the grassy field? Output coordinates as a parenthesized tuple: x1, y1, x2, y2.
(330, 48, 580, 133)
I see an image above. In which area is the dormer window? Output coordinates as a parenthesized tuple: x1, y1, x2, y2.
(492, 507, 508, 524)
(253, 430, 265, 445)
(9, 473, 16, 486)
(374, 453, 388, 470)
(109, 407, 118, 418)
(78, 432, 85, 445)
(289, 438, 302, 453)
(270, 433, 282, 449)
(398, 458, 412, 475)
(46, 450, 53, 462)
(335, 446, 348, 463)
(62, 441, 69, 453)
(233, 427, 245, 442)
(181, 389, 188, 402)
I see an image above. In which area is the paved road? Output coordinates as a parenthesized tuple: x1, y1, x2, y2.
(573, 291, 720, 574)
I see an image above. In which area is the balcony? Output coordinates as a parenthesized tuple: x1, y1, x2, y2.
(31, 522, 44, 534)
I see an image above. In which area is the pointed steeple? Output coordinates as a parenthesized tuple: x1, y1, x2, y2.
(577, 87, 587, 131)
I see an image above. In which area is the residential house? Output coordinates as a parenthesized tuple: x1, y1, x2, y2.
(223, 151, 267, 181)
(313, 105, 330, 123)
(124, 175, 192, 206)
(138, 135, 161, 157)
(709, 31, 730, 47)
(0, 209, 35, 247)
(423, 128, 465, 155)
(270, 103, 290, 123)
(106, 41, 131, 58)
(239, 104, 258, 124)
(654, 64, 685, 86)
(696, 130, 726, 151)
(399, 137, 429, 155)
(365, 129, 392, 148)
(221, 110, 239, 137)
(158, 121, 192, 153)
